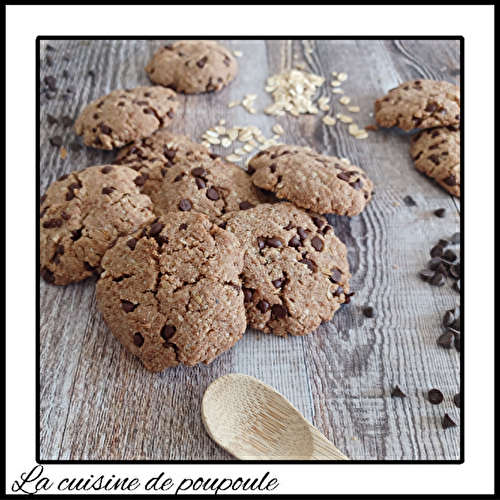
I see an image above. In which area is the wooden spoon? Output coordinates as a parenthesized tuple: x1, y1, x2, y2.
(202, 373, 349, 460)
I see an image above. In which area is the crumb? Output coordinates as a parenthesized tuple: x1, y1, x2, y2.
(365, 124, 378, 132)
(60, 147, 67, 160)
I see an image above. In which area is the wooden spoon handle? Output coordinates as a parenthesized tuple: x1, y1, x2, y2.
(308, 425, 350, 460)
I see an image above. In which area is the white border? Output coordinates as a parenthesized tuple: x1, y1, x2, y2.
(6, 4, 494, 496)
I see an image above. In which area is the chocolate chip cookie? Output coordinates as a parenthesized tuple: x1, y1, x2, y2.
(217, 202, 351, 337)
(95, 212, 246, 372)
(145, 40, 237, 94)
(410, 126, 460, 197)
(375, 79, 460, 132)
(40, 165, 154, 285)
(74, 86, 179, 150)
(136, 154, 274, 219)
(248, 145, 373, 216)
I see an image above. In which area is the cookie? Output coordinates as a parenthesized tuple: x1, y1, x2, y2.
(145, 40, 237, 94)
(133, 154, 274, 219)
(248, 145, 373, 216)
(410, 126, 460, 197)
(40, 165, 154, 285)
(113, 130, 212, 167)
(374, 79, 460, 132)
(74, 86, 179, 150)
(217, 202, 351, 337)
(95, 212, 246, 372)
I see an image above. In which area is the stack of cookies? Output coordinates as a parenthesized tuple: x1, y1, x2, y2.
(40, 40, 374, 372)
(374, 79, 460, 197)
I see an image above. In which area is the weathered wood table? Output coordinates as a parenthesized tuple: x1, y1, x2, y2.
(40, 39, 461, 461)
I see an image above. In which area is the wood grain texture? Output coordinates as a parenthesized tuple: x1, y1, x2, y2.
(39, 39, 461, 461)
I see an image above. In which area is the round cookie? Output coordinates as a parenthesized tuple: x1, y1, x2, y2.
(113, 130, 213, 167)
(135, 154, 274, 219)
(145, 40, 237, 94)
(248, 145, 373, 216)
(40, 165, 154, 285)
(95, 212, 246, 372)
(374, 79, 460, 132)
(74, 86, 179, 150)
(217, 202, 351, 337)
(410, 126, 460, 197)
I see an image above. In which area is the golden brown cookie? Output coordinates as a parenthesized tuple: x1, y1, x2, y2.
(40, 165, 154, 285)
(134, 154, 274, 219)
(248, 145, 373, 216)
(410, 126, 460, 197)
(217, 202, 351, 337)
(145, 40, 237, 94)
(74, 86, 178, 150)
(375, 79, 460, 132)
(95, 212, 246, 372)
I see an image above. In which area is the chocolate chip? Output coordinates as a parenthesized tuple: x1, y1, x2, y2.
(239, 201, 254, 210)
(94, 136, 103, 146)
(164, 149, 176, 160)
(270, 163, 277, 173)
(143, 108, 156, 116)
(311, 236, 323, 252)
(450, 264, 460, 279)
(69, 141, 82, 152)
(442, 174, 457, 187)
(71, 228, 82, 241)
(83, 262, 95, 272)
(330, 269, 342, 283)
(434, 208, 447, 218)
(428, 257, 443, 271)
(297, 227, 308, 240)
(126, 238, 138, 250)
(300, 259, 313, 271)
(44, 75, 57, 89)
(288, 236, 301, 247)
(311, 217, 325, 230)
(430, 273, 445, 286)
(450, 232, 460, 245)
(50, 136, 63, 147)
(438, 239, 450, 248)
(272, 304, 288, 319)
(108, 238, 118, 249)
(102, 187, 115, 195)
(41, 268, 55, 284)
(453, 393, 460, 408)
(133, 333, 144, 347)
(283, 223, 294, 231)
(61, 93, 73, 101)
(99, 124, 112, 135)
(430, 245, 444, 258)
(443, 310, 455, 327)
(161, 168, 168, 177)
(157, 235, 168, 246)
(413, 117, 422, 127)
(243, 288, 253, 303)
(101, 166, 113, 174)
(428, 389, 444, 405)
(134, 173, 149, 186)
(161, 325, 176, 340)
(438, 331, 455, 349)
(257, 300, 270, 313)
(209, 153, 221, 160)
(190, 178, 204, 191)
(179, 199, 191, 211)
(197, 56, 208, 68)
(47, 114, 58, 125)
(192, 167, 207, 178)
(403, 195, 417, 206)
(57, 174, 70, 182)
(338, 172, 351, 181)
(179, 223, 188, 231)
(391, 386, 407, 398)
(174, 174, 184, 182)
(322, 225, 333, 235)
(257, 237, 266, 250)
(206, 188, 219, 200)
(453, 280, 461, 293)
(88, 69, 97, 77)
(442, 413, 457, 429)
(333, 285, 344, 297)
(42, 218, 63, 229)
(149, 222, 164, 237)
(344, 292, 355, 304)
(420, 269, 435, 281)
(363, 306, 377, 318)
(266, 237, 282, 248)
(425, 103, 437, 112)
(218, 221, 227, 230)
(443, 249, 458, 263)
(121, 301, 136, 313)
(46, 91, 56, 100)
(247, 165, 256, 175)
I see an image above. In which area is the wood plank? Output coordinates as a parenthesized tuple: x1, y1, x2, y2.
(40, 39, 460, 461)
